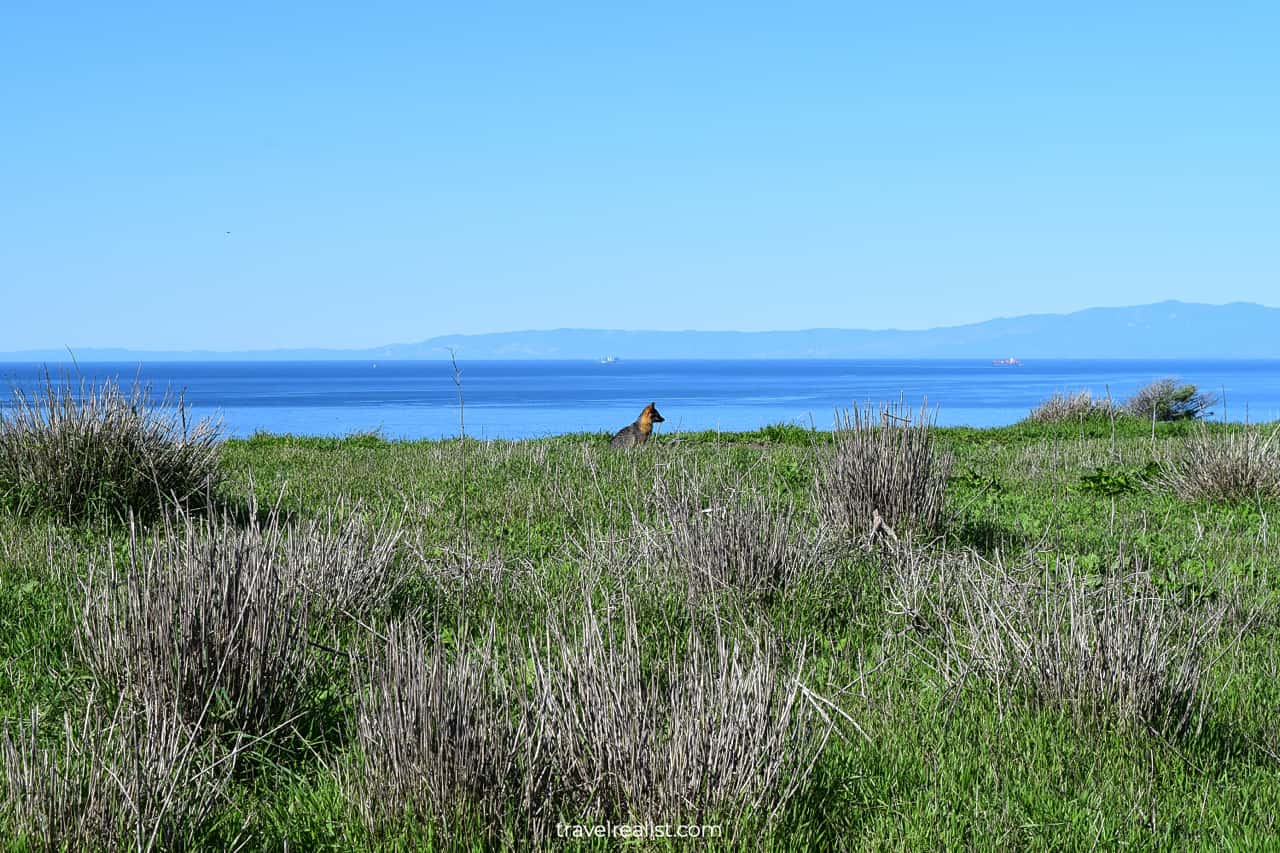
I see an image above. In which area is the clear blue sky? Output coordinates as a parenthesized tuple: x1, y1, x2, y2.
(2, 1, 1276, 351)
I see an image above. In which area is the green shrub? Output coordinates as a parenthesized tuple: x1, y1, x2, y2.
(1072, 462, 1161, 496)
(1124, 379, 1217, 422)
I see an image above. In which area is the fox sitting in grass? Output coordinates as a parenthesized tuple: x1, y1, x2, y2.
(609, 403, 664, 448)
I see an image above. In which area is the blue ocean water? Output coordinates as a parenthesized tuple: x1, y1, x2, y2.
(1, 360, 1278, 440)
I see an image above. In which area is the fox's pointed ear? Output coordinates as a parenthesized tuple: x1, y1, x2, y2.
(649, 402, 656, 409)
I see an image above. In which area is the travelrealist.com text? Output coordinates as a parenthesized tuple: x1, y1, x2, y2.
(556, 821, 723, 840)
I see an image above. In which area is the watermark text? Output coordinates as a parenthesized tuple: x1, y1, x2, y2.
(556, 821, 722, 840)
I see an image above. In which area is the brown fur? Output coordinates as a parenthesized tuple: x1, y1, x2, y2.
(609, 402, 665, 448)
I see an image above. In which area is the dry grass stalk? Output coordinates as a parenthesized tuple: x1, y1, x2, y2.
(1156, 425, 1280, 502)
(345, 589, 833, 843)
(0, 372, 222, 521)
(1, 694, 242, 851)
(887, 546, 1228, 734)
(278, 498, 406, 619)
(816, 401, 952, 538)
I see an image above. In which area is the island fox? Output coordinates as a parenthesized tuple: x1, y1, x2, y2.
(610, 403, 665, 448)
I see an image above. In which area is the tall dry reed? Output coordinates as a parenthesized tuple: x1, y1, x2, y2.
(815, 401, 951, 538)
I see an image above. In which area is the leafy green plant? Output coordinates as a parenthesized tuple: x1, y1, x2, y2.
(1072, 462, 1160, 496)
(954, 467, 1004, 494)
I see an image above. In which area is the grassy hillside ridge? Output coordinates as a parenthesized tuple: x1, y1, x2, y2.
(3, 413, 1280, 848)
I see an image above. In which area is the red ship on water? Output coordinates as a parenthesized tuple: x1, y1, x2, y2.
(991, 357, 1022, 366)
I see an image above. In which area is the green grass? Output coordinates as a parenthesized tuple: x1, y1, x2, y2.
(3, 416, 1280, 849)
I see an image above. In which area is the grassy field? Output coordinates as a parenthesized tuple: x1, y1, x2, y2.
(3, 402, 1280, 849)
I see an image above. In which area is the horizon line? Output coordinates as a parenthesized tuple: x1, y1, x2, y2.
(2, 299, 1276, 358)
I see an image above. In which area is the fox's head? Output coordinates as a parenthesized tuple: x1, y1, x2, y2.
(642, 402, 665, 424)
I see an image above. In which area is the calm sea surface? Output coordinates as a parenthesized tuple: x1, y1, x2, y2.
(2, 360, 1278, 440)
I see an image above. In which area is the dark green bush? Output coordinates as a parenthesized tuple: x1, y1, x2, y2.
(1124, 379, 1217, 422)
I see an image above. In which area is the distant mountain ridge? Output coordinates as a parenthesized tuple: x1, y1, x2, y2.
(4, 301, 1278, 361)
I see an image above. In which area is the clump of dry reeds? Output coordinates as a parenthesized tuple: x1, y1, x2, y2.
(533, 596, 830, 834)
(77, 496, 404, 741)
(346, 621, 550, 845)
(1025, 390, 1114, 423)
(643, 466, 835, 600)
(276, 498, 406, 619)
(344, 589, 833, 844)
(1, 694, 242, 851)
(0, 372, 222, 521)
(1156, 424, 1280, 502)
(78, 506, 317, 739)
(886, 546, 1228, 735)
(815, 401, 951, 539)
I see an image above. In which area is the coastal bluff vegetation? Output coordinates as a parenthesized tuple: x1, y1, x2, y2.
(2, 374, 1280, 849)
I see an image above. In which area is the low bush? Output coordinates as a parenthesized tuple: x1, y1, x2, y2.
(534, 595, 830, 838)
(1025, 390, 1114, 423)
(1124, 379, 1217, 422)
(1156, 424, 1280, 501)
(346, 621, 550, 845)
(78, 506, 318, 740)
(1, 695, 242, 851)
(345, 589, 833, 845)
(644, 466, 834, 602)
(0, 373, 222, 521)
